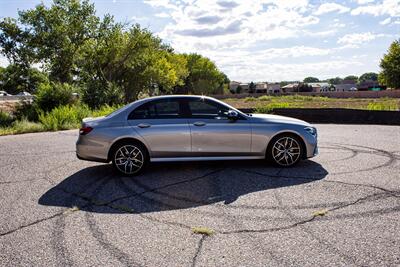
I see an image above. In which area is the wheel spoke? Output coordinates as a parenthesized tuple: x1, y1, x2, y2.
(115, 145, 144, 174)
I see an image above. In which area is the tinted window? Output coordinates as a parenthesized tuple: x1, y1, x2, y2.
(188, 99, 229, 118)
(129, 99, 180, 119)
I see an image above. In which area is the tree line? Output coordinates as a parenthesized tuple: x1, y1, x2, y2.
(0, 0, 229, 108)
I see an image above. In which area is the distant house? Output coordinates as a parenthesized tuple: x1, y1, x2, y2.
(267, 83, 281, 94)
(240, 83, 250, 92)
(306, 82, 331, 92)
(281, 83, 299, 93)
(335, 84, 357, 92)
(255, 82, 267, 93)
(229, 81, 241, 92)
(357, 80, 386, 91)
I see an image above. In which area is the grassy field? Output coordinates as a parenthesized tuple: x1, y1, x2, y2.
(223, 95, 400, 112)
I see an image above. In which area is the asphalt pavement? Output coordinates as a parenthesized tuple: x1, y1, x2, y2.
(0, 124, 399, 266)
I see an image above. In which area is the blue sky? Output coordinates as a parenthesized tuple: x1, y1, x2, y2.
(1, 0, 399, 82)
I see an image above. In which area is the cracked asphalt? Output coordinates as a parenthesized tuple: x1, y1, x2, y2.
(0, 124, 399, 266)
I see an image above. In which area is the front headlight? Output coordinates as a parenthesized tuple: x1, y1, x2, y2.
(304, 126, 317, 137)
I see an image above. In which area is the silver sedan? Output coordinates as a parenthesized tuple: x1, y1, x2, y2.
(76, 95, 318, 175)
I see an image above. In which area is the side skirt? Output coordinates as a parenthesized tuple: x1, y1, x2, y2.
(150, 156, 265, 162)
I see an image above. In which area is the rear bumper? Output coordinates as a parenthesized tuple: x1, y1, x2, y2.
(76, 152, 109, 163)
(76, 135, 110, 163)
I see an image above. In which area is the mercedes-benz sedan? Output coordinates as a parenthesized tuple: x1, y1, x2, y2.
(76, 95, 318, 175)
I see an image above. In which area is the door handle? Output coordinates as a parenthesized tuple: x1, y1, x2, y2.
(137, 123, 151, 128)
(193, 121, 206, 127)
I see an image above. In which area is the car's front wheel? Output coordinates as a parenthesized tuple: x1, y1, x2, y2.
(268, 134, 302, 167)
(112, 141, 148, 175)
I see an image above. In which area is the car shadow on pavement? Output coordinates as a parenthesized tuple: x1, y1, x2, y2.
(39, 160, 328, 214)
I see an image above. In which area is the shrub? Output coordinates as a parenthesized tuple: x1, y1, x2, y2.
(255, 102, 290, 113)
(82, 80, 124, 109)
(39, 105, 81, 131)
(0, 119, 44, 135)
(14, 101, 40, 121)
(367, 101, 398, 111)
(0, 111, 14, 127)
(35, 82, 78, 112)
(244, 97, 256, 102)
(258, 95, 272, 101)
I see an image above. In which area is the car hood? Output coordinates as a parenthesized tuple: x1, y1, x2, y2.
(249, 113, 311, 126)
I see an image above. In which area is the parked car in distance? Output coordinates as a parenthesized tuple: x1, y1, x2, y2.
(76, 95, 318, 175)
(0, 91, 12, 96)
(16, 91, 32, 96)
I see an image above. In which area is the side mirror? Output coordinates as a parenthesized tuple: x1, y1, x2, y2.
(227, 110, 239, 121)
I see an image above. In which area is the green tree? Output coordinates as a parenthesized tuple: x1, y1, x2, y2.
(79, 21, 188, 106)
(175, 53, 226, 95)
(0, 0, 99, 83)
(343, 75, 358, 83)
(0, 64, 48, 94)
(379, 39, 400, 89)
(327, 77, 343, 85)
(358, 72, 378, 83)
(249, 81, 256, 93)
(303, 77, 319, 83)
(236, 85, 243, 94)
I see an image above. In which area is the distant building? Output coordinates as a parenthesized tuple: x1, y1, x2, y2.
(281, 83, 299, 93)
(306, 82, 331, 92)
(255, 82, 267, 93)
(357, 80, 385, 91)
(267, 83, 281, 94)
(335, 83, 357, 92)
(229, 81, 241, 92)
(239, 83, 250, 92)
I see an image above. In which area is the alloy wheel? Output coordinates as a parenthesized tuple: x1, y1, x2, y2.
(272, 136, 301, 166)
(114, 145, 144, 175)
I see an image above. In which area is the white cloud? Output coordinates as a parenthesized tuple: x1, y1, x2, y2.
(354, 0, 374, 4)
(337, 32, 390, 48)
(314, 3, 350, 15)
(223, 60, 364, 82)
(351, 0, 400, 17)
(155, 12, 170, 18)
(380, 17, 392, 25)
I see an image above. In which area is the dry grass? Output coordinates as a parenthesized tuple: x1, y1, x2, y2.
(224, 95, 400, 111)
(191, 226, 215, 236)
(312, 209, 328, 217)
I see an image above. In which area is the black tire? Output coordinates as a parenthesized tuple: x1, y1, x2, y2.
(111, 141, 148, 176)
(267, 134, 303, 167)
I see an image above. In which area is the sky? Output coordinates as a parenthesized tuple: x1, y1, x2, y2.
(0, 0, 399, 82)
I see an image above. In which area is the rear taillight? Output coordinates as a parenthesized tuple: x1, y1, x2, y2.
(79, 126, 93, 135)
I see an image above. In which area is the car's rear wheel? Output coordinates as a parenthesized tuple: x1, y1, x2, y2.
(112, 142, 148, 175)
(268, 134, 302, 167)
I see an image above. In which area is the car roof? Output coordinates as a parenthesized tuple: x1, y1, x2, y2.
(141, 95, 214, 101)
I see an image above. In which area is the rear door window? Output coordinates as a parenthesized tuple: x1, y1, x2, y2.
(128, 99, 181, 119)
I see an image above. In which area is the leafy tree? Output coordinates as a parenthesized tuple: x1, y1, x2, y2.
(175, 53, 226, 95)
(35, 82, 78, 111)
(343, 75, 358, 83)
(236, 85, 243, 94)
(327, 77, 343, 85)
(249, 81, 256, 93)
(0, 64, 48, 94)
(0, 0, 99, 83)
(303, 77, 319, 83)
(379, 39, 400, 89)
(358, 72, 378, 83)
(79, 21, 188, 106)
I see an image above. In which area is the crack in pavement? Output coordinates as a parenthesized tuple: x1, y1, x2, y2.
(190, 235, 207, 267)
(0, 208, 79, 237)
(238, 168, 400, 197)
